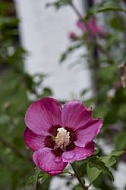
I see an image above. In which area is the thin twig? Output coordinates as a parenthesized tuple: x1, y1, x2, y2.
(95, 41, 114, 64)
(70, 0, 83, 19)
(71, 163, 88, 190)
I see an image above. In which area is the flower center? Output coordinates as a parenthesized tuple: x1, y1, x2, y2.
(54, 127, 70, 150)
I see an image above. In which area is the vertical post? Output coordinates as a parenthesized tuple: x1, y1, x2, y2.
(82, 0, 100, 105)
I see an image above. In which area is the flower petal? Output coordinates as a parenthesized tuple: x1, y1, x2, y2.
(33, 148, 67, 175)
(88, 18, 105, 36)
(75, 118, 102, 147)
(24, 127, 46, 151)
(61, 101, 92, 130)
(25, 97, 62, 135)
(62, 142, 94, 163)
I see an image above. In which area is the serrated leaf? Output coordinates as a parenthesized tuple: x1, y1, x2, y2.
(88, 157, 114, 178)
(87, 163, 101, 185)
(25, 167, 40, 189)
(100, 150, 125, 167)
(25, 167, 50, 189)
(87, 156, 114, 185)
(87, 151, 124, 185)
(39, 172, 49, 184)
(109, 150, 125, 157)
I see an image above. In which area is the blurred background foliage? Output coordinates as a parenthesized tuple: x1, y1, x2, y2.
(0, 0, 33, 189)
(0, 0, 126, 189)
(0, 0, 52, 189)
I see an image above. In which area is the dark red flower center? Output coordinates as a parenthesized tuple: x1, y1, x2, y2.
(44, 125, 77, 157)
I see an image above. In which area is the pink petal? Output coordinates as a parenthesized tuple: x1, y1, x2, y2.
(24, 127, 46, 151)
(25, 97, 62, 135)
(62, 142, 94, 163)
(76, 21, 86, 31)
(33, 148, 67, 175)
(61, 101, 92, 130)
(88, 18, 105, 37)
(75, 118, 102, 147)
(69, 32, 77, 40)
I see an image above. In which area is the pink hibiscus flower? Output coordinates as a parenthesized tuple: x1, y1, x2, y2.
(24, 97, 102, 175)
(76, 17, 105, 38)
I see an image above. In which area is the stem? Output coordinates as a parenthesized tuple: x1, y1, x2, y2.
(71, 163, 88, 190)
(95, 42, 114, 64)
(70, 0, 83, 19)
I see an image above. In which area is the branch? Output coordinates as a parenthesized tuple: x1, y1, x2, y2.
(70, 0, 83, 19)
(71, 163, 88, 190)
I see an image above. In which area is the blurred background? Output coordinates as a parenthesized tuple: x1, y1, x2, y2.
(15, 0, 91, 100)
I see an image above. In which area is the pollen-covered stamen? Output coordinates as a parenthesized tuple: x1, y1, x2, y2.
(55, 127, 70, 150)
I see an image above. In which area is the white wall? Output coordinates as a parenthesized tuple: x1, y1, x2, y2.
(14, 0, 91, 100)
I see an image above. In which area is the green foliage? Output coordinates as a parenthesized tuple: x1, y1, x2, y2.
(74, 186, 83, 190)
(0, 1, 52, 189)
(46, 0, 71, 9)
(60, 42, 83, 63)
(85, 1, 126, 19)
(87, 156, 114, 184)
(87, 151, 124, 185)
(25, 167, 51, 190)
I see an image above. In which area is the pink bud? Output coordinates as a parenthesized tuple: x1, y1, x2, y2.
(69, 32, 77, 40)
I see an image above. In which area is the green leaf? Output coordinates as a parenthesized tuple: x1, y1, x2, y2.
(61, 168, 73, 175)
(42, 87, 52, 97)
(113, 132, 126, 150)
(87, 156, 114, 185)
(87, 164, 101, 186)
(46, 0, 71, 9)
(60, 43, 82, 63)
(85, 2, 126, 19)
(25, 167, 50, 189)
(87, 151, 124, 185)
(39, 172, 49, 184)
(98, 65, 117, 83)
(0, 16, 19, 28)
(109, 150, 125, 157)
(74, 186, 83, 190)
(25, 167, 40, 189)
(110, 16, 126, 31)
(100, 150, 125, 168)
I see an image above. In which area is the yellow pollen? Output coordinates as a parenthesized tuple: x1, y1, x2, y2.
(55, 127, 70, 150)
